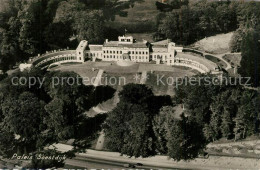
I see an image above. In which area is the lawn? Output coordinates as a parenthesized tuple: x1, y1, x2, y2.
(101, 72, 138, 89)
(56, 65, 99, 86)
(146, 71, 185, 96)
(192, 32, 233, 54)
(223, 53, 242, 67)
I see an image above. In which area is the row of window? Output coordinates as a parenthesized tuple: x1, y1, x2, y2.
(86, 53, 101, 57)
(103, 50, 148, 55)
(104, 50, 122, 54)
(103, 55, 149, 60)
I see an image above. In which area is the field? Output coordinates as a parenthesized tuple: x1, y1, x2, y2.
(192, 32, 233, 54)
(107, 0, 159, 33)
(55, 62, 196, 113)
(146, 70, 196, 96)
(223, 53, 242, 67)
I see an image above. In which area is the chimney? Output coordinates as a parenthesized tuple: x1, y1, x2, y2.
(105, 39, 108, 43)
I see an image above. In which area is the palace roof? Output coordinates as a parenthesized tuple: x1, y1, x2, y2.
(103, 41, 148, 48)
(88, 45, 103, 51)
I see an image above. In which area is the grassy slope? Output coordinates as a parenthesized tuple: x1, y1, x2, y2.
(114, 0, 159, 24)
(192, 32, 234, 54)
(0, 0, 9, 13)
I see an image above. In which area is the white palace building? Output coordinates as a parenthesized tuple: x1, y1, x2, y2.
(28, 35, 220, 74)
(78, 35, 183, 65)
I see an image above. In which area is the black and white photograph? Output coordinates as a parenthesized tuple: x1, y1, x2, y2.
(0, 0, 260, 169)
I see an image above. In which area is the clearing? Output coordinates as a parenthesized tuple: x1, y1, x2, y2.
(192, 32, 233, 54)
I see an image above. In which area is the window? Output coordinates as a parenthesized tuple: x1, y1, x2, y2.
(113, 51, 115, 54)
(143, 52, 144, 54)
(136, 51, 138, 54)
(120, 51, 122, 54)
(104, 51, 106, 53)
(79, 52, 81, 55)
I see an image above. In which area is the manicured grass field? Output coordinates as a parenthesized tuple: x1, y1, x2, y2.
(193, 32, 233, 54)
(146, 70, 196, 96)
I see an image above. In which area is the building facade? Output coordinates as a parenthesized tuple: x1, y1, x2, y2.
(83, 35, 183, 66)
(30, 36, 219, 74)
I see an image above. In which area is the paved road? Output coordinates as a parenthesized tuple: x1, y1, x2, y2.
(65, 157, 124, 169)
(93, 69, 104, 86)
(65, 156, 181, 170)
(95, 130, 105, 150)
(140, 71, 147, 84)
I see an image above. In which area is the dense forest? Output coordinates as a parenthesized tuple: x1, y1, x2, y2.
(0, 0, 143, 72)
(0, 69, 114, 167)
(104, 77, 260, 161)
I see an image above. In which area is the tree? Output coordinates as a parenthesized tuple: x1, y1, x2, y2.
(44, 97, 74, 140)
(166, 115, 206, 161)
(44, 22, 72, 49)
(104, 84, 159, 158)
(204, 112, 221, 142)
(0, 130, 17, 158)
(73, 10, 104, 43)
(104, 102, 157, 157)
(152, 106, 176, 154)
(238, 29, 260, 87)
(118, 83, 153, 105)
(233, 110, 246, 141)
(27, 150, 65, 169)
(1, 91, 46, 154)
(220, 109, 233, 139)
(233, 90, 259, 140)
(229, 27, 245, 52)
